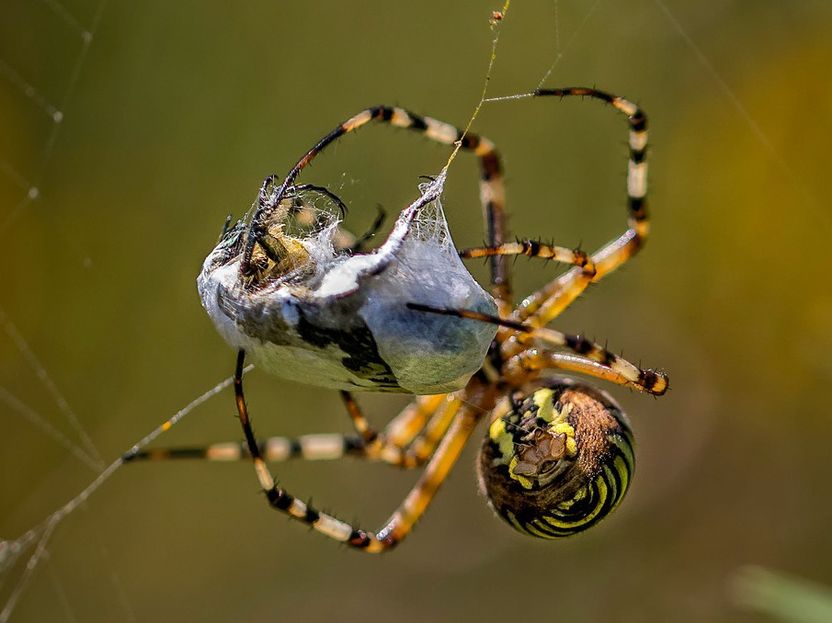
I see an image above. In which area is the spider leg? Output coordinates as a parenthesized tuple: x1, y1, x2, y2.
(514, 88, 649, 327)
(339, 390, 379, 445)
(377, 394, 446, 447)
(460, 240, 596, 276)
(338, 390, 463, 467)
(235, 349, 490, 552)
(383, 395, 463, 468)
(407, 304, 667, 395)
(241, 106, 509, 312)
(338, 390, 460, 467)
(504, 350, 665, 395)
(125, 394, 463, 471)
(122, 434, 366, 464)
(124, 393, 450, 467)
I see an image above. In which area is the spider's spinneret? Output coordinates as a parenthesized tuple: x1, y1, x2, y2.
(478, 380, 634, 538)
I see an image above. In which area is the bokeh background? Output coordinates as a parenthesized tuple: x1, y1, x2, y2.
(2, 1, 831, 621)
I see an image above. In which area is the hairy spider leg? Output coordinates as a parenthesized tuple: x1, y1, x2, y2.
(125, 393, 451, 468)
(406, 304, 667, 395)
(235, 349, 496, 552)
(461, 240, 596, 271)
(379, 395, 463, 468)
(504, 351, 664, 395)
(241, 105, 510, 311)
(512, 88, 650, 328)
(338, 390, 463, 467)
(460, 239, 596, 285)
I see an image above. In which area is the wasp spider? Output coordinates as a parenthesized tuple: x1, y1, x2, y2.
(127, 88, 668, 551)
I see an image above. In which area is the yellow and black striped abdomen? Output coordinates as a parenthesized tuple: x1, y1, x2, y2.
(477, 380, 634, 538)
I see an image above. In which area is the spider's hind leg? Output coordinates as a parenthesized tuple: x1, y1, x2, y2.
(125, 392, 452, 468)
(234, 349, 489, 553)
(338, 390, 462, 467)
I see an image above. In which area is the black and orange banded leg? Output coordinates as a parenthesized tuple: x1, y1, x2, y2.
(514, 88, 650, 327)
(241, 105, 510, 312)
(378, 395, 464, 468)
(337, 390, 464, 468)
(235, 349, 490, 552)
(123, 433, 367, 464)
(504, 350, 667, 396)
(460, 240, 596, 276)
(124, 394, 451, 467)
(407, 304, 668, 395)
(339, 391, 379, 445)
(122, 395, 461, 469)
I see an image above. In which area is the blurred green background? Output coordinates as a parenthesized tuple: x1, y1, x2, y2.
(2, 1, 831, 621)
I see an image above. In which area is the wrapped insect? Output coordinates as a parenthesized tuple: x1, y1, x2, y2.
(198, 172, 498, 394)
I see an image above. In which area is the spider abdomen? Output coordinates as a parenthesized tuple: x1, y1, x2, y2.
(478, 380, 634, 538)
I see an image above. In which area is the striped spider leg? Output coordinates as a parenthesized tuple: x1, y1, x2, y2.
(232, 349, 499, 552)
(124, 380, 479, 553)
(407, 304, 668, 395)
(124, 392, 453, 468)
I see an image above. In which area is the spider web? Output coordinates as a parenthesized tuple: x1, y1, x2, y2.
(0, 2, 820, 621)
(0, 4, 512, 619)
(0, 0, 117, 619)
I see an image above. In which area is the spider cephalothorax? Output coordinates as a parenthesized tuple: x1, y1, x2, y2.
(129, 90, 668, 553)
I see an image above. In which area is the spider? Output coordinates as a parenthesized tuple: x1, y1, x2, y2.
(126, 87, 668, 552)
